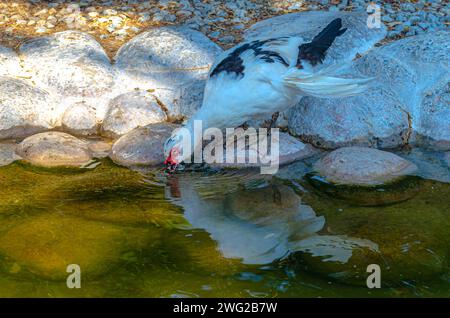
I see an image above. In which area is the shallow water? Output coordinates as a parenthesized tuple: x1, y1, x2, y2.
(0, 153, 448, 298)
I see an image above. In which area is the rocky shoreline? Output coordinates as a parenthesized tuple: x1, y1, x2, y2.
(0, 6, 449, 186)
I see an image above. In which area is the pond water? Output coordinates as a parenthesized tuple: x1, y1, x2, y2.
(0, 151, 448, 298)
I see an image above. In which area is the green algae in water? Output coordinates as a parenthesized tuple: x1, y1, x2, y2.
(0, 160, 448, 297)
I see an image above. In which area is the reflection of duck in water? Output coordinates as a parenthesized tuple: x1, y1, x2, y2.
(165, 172, 378, 265)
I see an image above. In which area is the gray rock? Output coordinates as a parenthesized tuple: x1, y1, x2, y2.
(101, 91, 167, 139)
(288, 86, 411, 149)
(0, 142, 21, 167)
(244, 11, 387, 67)
(0, 46, 21, 77)
(368, 31, 449, 149)
(115, 26, 223, 120)
(0, 76, 61, 140)
(16, 132, 93, 168)
(61, 101, 98, 136)
(110, 123, 178, 167)
(19, 31, 116, 117)
(414, 79, 450, 150)
(289, 31, 449, 150)
(209, 132, 317, 170)
(313, 147, 418, 186)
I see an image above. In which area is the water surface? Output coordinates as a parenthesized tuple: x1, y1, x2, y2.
(0, 152, 448, 297)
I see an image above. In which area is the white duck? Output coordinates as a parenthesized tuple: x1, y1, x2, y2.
(164, 18, 371, 168)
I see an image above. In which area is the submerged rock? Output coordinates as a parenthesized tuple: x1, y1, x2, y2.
(61, 101, 98, 136)
(313, 147, 417, 186)
(0, 143, 21, 167)
(245, 11, 387, 66)
(101, 91, 167, 139)
(296, 179, 450, 287)
(0, 77, 61, 140)
(16, 132, 93, 168)
(0, 214, 154, 279)
(115, 26, 222, 120)
(110, 123, 178, 167)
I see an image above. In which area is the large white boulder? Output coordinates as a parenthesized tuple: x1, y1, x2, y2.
(313, 147, 418, 186)
(19, 31, 117, 120)
(245, 11, 387, 67)
(0, 45, 22, 77)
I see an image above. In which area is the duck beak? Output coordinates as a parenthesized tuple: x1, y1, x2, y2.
(164, 148, 180, 173)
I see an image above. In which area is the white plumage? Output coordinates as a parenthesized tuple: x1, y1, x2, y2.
(164, 18, 372, 166)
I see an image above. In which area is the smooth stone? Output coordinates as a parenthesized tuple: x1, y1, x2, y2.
(110, 123, 178, 167)
(0, 143, 21, 167)
(19, 31, 116, 119)
(61, 101, 98, 136)
(357, 31, 449, 150)
(209, 132, 317, 169)
(313, 147, 418, 186)
(16, 132, 93, 168)
(0, 76, 61, 140)
(294, 179, 450, 286)
(244, 11, 387, 67)
(101, 91, 167, 139)
(87, 140, 112, 159)
(0, 45, 22, 77)
(115, 26, 223, 120)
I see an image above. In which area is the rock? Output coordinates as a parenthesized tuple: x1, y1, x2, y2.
(294, 179, 450, 287)
(313, 147, 418, 186)
(0, 46, 21, 76)
(101, 91, 167, 139)
(394, 148, 450, 183)
(0, 143, 21, 167)
(110, 123, 178, 167)
(115, 26, 223, 120)
(244, 11, 387, 67)
(288, 31, 449, 150)
(0, 214, 153, 279)
(414, 79, 450, 150)
(19, 31, 116, 118)
(170, 175, 379, 266)
(16, 132, 93, 168)
(209, 131, 317, 170)
(0, 77, 61, 140)
(87, 139, 112, 159)
(61, 101, 98, 136)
